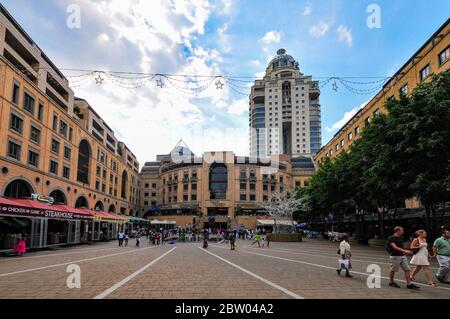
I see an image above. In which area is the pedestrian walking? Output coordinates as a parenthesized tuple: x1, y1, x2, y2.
(124, 233, 129, 246)
(337, 235, 352, 277)
(135, 232, 141, 247)
(203, 229, 208, 249)
(409, 230, 438, 287)
(251, 233, 261, 248)
(118, 231, 125, 247)
(266, 231, 272, 248)
(432, 226, 450, 284)
(386, 226, 419, 289)
(230, 233, 236, 250)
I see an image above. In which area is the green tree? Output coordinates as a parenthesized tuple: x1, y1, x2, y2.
(387, 70, 450, 236)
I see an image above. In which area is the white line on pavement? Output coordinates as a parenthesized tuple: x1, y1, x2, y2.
(210, 245, 450, 292)
(0, 246, 157, 277)
(244, 246, 439, 270)
(199, 247, 303, 299)
(94, 247, 177, 299)
(0, 246, 121, 262)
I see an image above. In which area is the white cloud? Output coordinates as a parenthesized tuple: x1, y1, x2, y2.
(326, 101, 368, 132)
(228, 98, 249, 115)
(337, 25, 353, 47)
(217, 23, 231, 53)
(260, 30, 283, 44)
(215, 0, 233, 15)
(302, 5, 312, 16)
(309, 22, 330, 38)
(64, 0, 252, 162)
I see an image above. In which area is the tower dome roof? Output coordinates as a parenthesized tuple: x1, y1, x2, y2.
(266, 48, 299, 74)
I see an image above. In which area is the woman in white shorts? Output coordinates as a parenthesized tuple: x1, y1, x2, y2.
(410, 230, 438, 287)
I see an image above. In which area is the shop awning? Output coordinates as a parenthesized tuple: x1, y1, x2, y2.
(120, 214, 149, 223)
(81, 210, 128, 223)
(150, 219, 177, 225)
(0, 198, 93, 221)
(256, 219, 297, 226)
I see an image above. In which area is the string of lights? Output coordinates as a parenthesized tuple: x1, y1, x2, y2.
(5, 62, 400, 96)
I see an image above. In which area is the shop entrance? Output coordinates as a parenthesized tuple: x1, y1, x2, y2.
(0, 216, 32, 250)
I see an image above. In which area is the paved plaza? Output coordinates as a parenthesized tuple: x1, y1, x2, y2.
(0, 239, 449, 299)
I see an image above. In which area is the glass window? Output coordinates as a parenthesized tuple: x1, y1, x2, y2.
(23, 92, 35, 115)
(50, 160, 59, 175)
(8, 140, 21, 160)
(12, 82, 20, 104)
(38, 102, 44, 121)
(30, 126, 41, 144)
(52, 114, 58, 131)
(28, 149, 39, 167)
(420, 64, 431, 81)
(59, 120, 67, 137)
(240, 193, 247, 201)
(400, 83, 408, 96)
(64, 146, 71, 159)
(209, 163, 227, 200)
(10, 113, 23, 134)
(439, 46, 449, 66)
(63, 166, 70, 179)
(51, 138, 60, 154)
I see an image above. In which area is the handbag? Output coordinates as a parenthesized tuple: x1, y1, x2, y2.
(338, 259, 350, 269)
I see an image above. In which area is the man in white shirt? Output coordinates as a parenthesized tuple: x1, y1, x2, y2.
(118, 231, 125, 247)
(337, 236, 352, 277)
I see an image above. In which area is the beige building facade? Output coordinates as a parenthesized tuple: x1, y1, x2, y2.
(0, 4, 140, 216)
(315, 19, 450, 164)
(140, 143, 316, 229)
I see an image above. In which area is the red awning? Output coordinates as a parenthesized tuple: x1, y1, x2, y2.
(0, 198, 93, 221)
(52, 205, 93, 218)
(82, 209, 128, 222)
(0, 197, 28, 207)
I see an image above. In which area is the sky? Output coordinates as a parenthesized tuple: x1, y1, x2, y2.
(2, 0, 449, 164)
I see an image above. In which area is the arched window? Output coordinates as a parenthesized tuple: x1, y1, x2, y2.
(49, 189, 67, 204)
(209, 163, 228, 200)
(94, 201, 104, 211)
(77, 140, 91, 185)
(4, 179, 34, 198)
(121, 170, 128, 199)
(74, 196, 88, 209)
(108, 204, 116, 213)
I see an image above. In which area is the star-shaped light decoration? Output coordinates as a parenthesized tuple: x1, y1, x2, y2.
(95, 72, 104, 84)
(215, 78, 224, 90)
(332, 82, 338, 92)
(156, 77, 164, 88)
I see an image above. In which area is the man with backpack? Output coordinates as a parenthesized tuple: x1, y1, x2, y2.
(386, 226, 420, 289)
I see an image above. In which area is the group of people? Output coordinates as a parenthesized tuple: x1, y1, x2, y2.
(336, 225, 450, 288)
(117, 230, 142, 247)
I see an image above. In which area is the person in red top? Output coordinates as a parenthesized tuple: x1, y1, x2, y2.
(13, 234, 26, 257)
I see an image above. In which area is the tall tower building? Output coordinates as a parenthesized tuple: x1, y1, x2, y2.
(249, 49, 321, 157)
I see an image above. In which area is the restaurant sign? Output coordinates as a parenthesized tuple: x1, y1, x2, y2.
(0, 204, 92, 221)
(32, 194, 54, 204)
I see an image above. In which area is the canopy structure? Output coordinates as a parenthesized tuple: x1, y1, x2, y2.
(150, 219, 177, 225)
(256, 219, 297, 226)
(120, 214, 149, 224)
(77, 209, 127, 223)
(0, 198, 93, 221)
